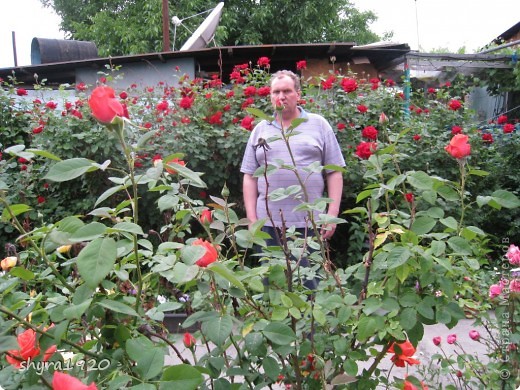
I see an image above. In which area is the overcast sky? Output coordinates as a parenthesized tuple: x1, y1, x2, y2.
(0, 0, 519, 68)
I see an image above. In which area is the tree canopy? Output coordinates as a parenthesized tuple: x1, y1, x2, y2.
(40, 0, 383, 56)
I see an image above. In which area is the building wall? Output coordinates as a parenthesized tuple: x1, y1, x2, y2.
(75, 57, 196, 89)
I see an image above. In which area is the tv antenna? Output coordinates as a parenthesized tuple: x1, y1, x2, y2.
(172, 2, 224, 51)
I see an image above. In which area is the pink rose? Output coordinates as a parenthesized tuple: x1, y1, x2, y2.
(489, 284, 503, 298)
(469, 330, 480, 341)
(432, 336, 441, 346)
(506, 244, 520, 266)
(447, 334, 457, 344)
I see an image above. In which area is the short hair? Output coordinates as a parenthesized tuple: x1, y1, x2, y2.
(271, 70, 301, 91)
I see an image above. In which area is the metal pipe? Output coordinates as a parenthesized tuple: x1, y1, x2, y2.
(12, 31, 18, 67)
(479, 39, 520, 54)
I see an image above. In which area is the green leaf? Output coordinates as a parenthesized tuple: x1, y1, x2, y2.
(44, 158, 98, 182)
(0, 336, 19, 352)
(399, 307, 417, 330)
(111, 222, 144, 235)
(246, 107, 274, 121)
(208, 262, 245, 291)
(439, 217, 458, 230)
(447, 237, 473, 255)
(63, 299, 93, 320)
(97, 299, 139, 316)
(166, 163, 206, 188)
(491, 190, 520, 209)
(407, 171, 434, 190)
(26, 149, 62, 161)
(411, 216, 437, 235)
(69, 222, 107, 242)
(357, 316, 385, 342)
(387, 246, 412, 269)
(95, 185, 126, 207)
(77, 237, 117, 288)
(356, 189, 373, 203)
(1, 204, 32, 222)
(262, 322, 297, 345)
(126, 337, 165, 380)
(160, 364, 204, 390)
(468, 169, 489, 177)
(9, 267, 34, 280)
(262, 356, 281, 381)
(201, 315, 233, 345)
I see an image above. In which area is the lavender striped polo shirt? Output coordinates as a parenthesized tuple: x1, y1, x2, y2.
(240, 108, 345, 228)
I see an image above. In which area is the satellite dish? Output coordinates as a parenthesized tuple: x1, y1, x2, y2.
(178, 2, 224, 51)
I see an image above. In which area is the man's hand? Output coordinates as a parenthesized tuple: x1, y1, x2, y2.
(320, 223, 336, 240)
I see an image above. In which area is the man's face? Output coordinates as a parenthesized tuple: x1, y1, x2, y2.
(270, 75, 301, 114)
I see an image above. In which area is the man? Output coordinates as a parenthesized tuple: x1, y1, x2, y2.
(240, 70, 345, 287)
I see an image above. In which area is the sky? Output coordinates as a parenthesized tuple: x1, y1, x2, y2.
(0, 0, 519, 69)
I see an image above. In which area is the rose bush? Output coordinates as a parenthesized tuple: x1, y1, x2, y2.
(0, 60, 519, 389)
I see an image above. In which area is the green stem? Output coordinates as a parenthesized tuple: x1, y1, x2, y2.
(457, 160, 467, 234)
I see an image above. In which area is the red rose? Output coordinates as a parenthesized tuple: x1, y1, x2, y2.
(427, 87, 436, 94)
(240, 116, 254, 131)
(451, 125, 463, 135)
(361, 126, 378, 140)
(337, 123, 346, 131)
(355, 142, 377, 159)
(357, 104, 368, 113)
(33, 125, 44, 134)
(226, 91, 235, 99)
(341, 77, 358, 93)
(183, 332, 196, 349)
(223, 104, 231, 111)
(208, 111, 223, 125)
(156, 100, 169, 111)
(119, 91, 128, 99)
(244, 86, 257, 97)
(241, 98, 254, 110)
(37, 196, 45, 204)
(16, 88, 28, 96)
(404, 193, 414, 203)
(387, 340, 420, 367)
(181, 117, 190, 124)
(412, 134, 421, 141)
(503, 123, 514, 133)
(45, 101, 57, 109)
(445, 134, 471, 159)
(257, 86, 270, 96)
(296, 60, 307, 70)
(6, 328, 56, 369)
(52, 372, 98, 390)
(76, 82, 89, 92)
(482, 133, 494, 143)
(448, 99, 462, 111)
(257, 57, 270, 67)
(179, 96, 194, 109)
(192, 238, 218, 267)
(497, 115, 507, 124)
(88, 86, 125, 124)
(385, 79, 395, 87)
(432, 336, 441, 346)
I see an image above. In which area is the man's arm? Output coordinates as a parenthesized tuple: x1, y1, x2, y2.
(242, 173, 259, 225)
(321, 171, 343, 239)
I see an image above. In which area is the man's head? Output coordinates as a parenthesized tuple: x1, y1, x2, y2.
(270, 70, 301, 117)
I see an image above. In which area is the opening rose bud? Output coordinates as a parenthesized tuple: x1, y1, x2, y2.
(445, 134, 471, 159)
(183, 332, 196, 349)
(447, 334, 457, 344)
(88, 86, 125, 124)
(432, 336, 441, 346)
(1, 256, 17, 271)
(199, 209, 212, 225)
(469, 330, 480, 341)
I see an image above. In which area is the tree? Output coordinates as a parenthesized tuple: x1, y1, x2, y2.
(40, 0, 381, 56)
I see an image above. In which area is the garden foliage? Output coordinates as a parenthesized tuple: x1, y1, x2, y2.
(0, 59, 519, 389)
